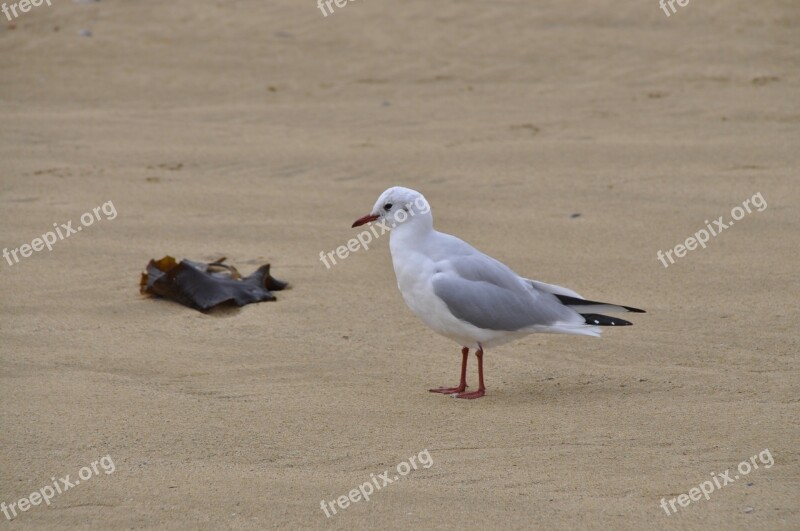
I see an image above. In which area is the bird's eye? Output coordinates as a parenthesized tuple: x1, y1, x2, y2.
(383, 203, 393, 211)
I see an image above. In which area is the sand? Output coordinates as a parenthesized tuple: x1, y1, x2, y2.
(1, 0, 798, 529)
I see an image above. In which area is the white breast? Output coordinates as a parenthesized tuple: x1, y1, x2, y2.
(389, 236, 512, 348)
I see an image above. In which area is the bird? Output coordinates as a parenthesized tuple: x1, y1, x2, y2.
(352, 186, 645, 399)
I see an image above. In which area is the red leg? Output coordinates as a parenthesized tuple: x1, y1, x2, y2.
(429, 347, 469, 394)
(454, 346, 486, 399)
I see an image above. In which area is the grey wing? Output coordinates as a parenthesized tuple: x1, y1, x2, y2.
(432, 260, 581, 331)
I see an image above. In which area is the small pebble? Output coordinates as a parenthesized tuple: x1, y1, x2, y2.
(570, 212, 581, 218)
(79, 29, 92, 37)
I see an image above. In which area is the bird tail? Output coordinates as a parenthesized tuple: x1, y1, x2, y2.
(551, 294, 645, 327)
(580, 313, 633, 326)
(553, 294, 646, 315)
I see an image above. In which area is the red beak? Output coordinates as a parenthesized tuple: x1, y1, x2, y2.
(352, 214, 380, 228)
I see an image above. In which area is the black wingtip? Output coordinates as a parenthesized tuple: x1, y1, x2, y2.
(554, 294, 645, 314)
(623, 305, 646, 313)
(581, 313, 634, 326)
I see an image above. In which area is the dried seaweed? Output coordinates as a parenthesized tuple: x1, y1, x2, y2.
(140, 256, 288, 311)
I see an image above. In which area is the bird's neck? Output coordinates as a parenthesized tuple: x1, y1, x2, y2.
(389, 217, 433, 254)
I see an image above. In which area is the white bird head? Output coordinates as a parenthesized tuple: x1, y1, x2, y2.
(351, 186, 433, 231)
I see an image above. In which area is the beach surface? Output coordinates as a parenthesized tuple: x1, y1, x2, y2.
(1, 0, 798, 528)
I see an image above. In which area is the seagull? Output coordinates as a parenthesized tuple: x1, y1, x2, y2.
(352, 186, 645, 399)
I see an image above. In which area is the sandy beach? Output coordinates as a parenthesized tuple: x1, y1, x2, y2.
(1, 0, 798, 529)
